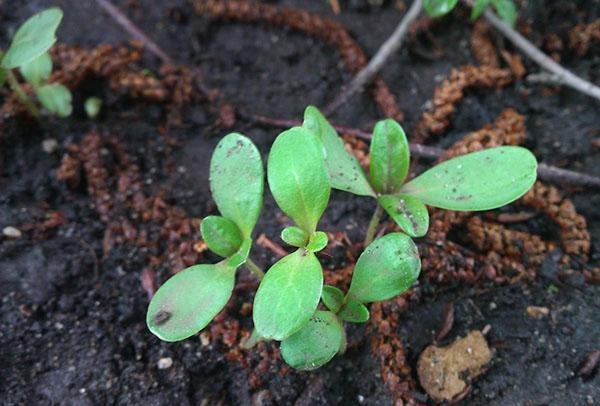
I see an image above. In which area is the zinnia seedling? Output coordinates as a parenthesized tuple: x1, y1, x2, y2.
(146, 105, 537, 371)
(0, 7, 72, 118)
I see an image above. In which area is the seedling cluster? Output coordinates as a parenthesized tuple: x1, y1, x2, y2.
(424, 0, 517, 26)
(1, 8, 72, 118)
(147, 105, 537, 370)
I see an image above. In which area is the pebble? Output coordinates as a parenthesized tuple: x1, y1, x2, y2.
(157, 357, 173, 369)
(42, 138, 58, 154)
(2, 226, 22, 238)
(526, 306, 550, 318)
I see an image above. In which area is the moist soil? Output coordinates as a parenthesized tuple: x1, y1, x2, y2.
(1, 0, 599, 404)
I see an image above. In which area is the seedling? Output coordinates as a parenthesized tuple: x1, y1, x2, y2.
(303, 106, 537, 246)
(424, 0, 517, 26)
(146, 105, 537, 371)
(147, 133, 264, 341)
(0, 7, 72, 118)
(84, 97, 103, 119)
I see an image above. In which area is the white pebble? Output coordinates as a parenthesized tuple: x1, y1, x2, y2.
(42, 139, 58, 154)
(157, 357, 173, 369)
(3, 226, 22, 238)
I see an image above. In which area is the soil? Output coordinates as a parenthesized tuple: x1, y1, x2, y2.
(1, 0, 599, 405)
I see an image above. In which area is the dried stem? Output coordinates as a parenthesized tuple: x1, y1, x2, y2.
(324, 0, 423, 114)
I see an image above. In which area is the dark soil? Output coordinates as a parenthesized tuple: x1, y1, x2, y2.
(1, 0, 599, 404)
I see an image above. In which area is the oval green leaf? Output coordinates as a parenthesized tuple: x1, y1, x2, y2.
(36, 83, 72, 117)
(280, 310, 344, 370)
(227, 238, 251, 269)
(348, 233, 421, 303)
(369, 119, 410, 194)
(378, 194, 429, 237)
(253, 249, 323, 340)
(321, 285, 344, 313)
(307, 231, 328, 253)
(201, 215, 243, 258)
(423, 0, 459, 17)
(2, 8, 63, 69)
(84, 96, 102, 119)
(147, 262, 236, 342)
(303, 106, 375, 197)
(267, 126, 330, 234)
(400, 146, 537, 211)
(210, 133, 264, 238)
(20, 51, 52, 87)
(492, 0, 517, 27)
(339, 300, 369, 323)
(281, 226, 308, 248)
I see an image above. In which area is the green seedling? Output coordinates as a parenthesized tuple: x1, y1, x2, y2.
(147, 133, 264, 341)
(303, 106, 537, 246)
(424, 0, 517, 27)
(85, 97, 103, 119)
(0, 7, 72, 118)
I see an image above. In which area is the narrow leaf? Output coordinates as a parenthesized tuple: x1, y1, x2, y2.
(2, 8, 63, 69)
(471, 0, 491, 20)
(401, 146, 537, 211)
(253, 249, 323, 340)
(281, 226, 308, 248)
(306, 231, 328, 253)
(267, 126, 330, 234)
(378, 194, 429, 237)
(36, 83, 72, 117)
(280, 310, 344, 370)
(322, 285, 344, 313)
(20, 51, 52, 87)
(147, 262, 236, 342)
(210, 133, 264, 238)
(339, 300, 369, 323)
(348, 233, 420, 303)
(201, 215, 243, 258)
(369, 119, 409, 194)
(423, 0, 459, 17)
(303, 105, 375, 197)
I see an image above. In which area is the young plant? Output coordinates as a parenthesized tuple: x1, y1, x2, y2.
(303, 106, 537, 246)
(423, 0, 517, 27)
(146, 133, 264, 341)
(0, 7, 72, 118)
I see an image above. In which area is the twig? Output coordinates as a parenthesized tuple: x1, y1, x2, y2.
(323, 0, 423, 114)
(248, 113, 600, 190)
(480, 5, 600, 102)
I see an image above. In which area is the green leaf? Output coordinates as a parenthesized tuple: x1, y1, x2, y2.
(147, 262, 236, 342)
(491, 0, 517, 27)
(303, 105, 375, 197)
(210, 133, 264, 238)
(201, 215, 243, 258)
(369, 119, 410, 194)
(400, 146, 537, 211)
(267, 126, 330, 234)
(36, 83, 72, 117)
(227, 238, 251, 269)
(253, 249, 323, 340)
(307, 231, 328, 253)
(2, 8, 63, 69)
(0, 68, 6, 87)
(19, 51, 52, 87)
(281, 226, 308, 248)
(471, 0, 491, 20)
(423, 0, 459, 17)
(321, 285, 344, 313)
(84, 96, 102, 119)
(280, 310, 344, 370)
(348, 233, 420, 303)
(378, 194, 429, 238)
(339, 300, 369, 323)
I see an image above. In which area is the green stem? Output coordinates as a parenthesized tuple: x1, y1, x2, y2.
(245, 257, 264, 280)
(5, 69, 40, 119)
(363, 204, 384, 247)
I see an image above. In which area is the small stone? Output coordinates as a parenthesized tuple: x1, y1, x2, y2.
(42, 138, 58, 154)
(2, 226, 22, 238)
(200, 332, 210, 346)
(157, 357, 173, 369)
(527, 306, 549, 318)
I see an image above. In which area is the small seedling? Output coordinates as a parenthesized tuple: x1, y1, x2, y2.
(0, 7, 72, 118)
(84, 97, 103, 119)
(147, 133, 264, 341)
(424, 0, 517, 26)
(146, 105, 537, 370)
